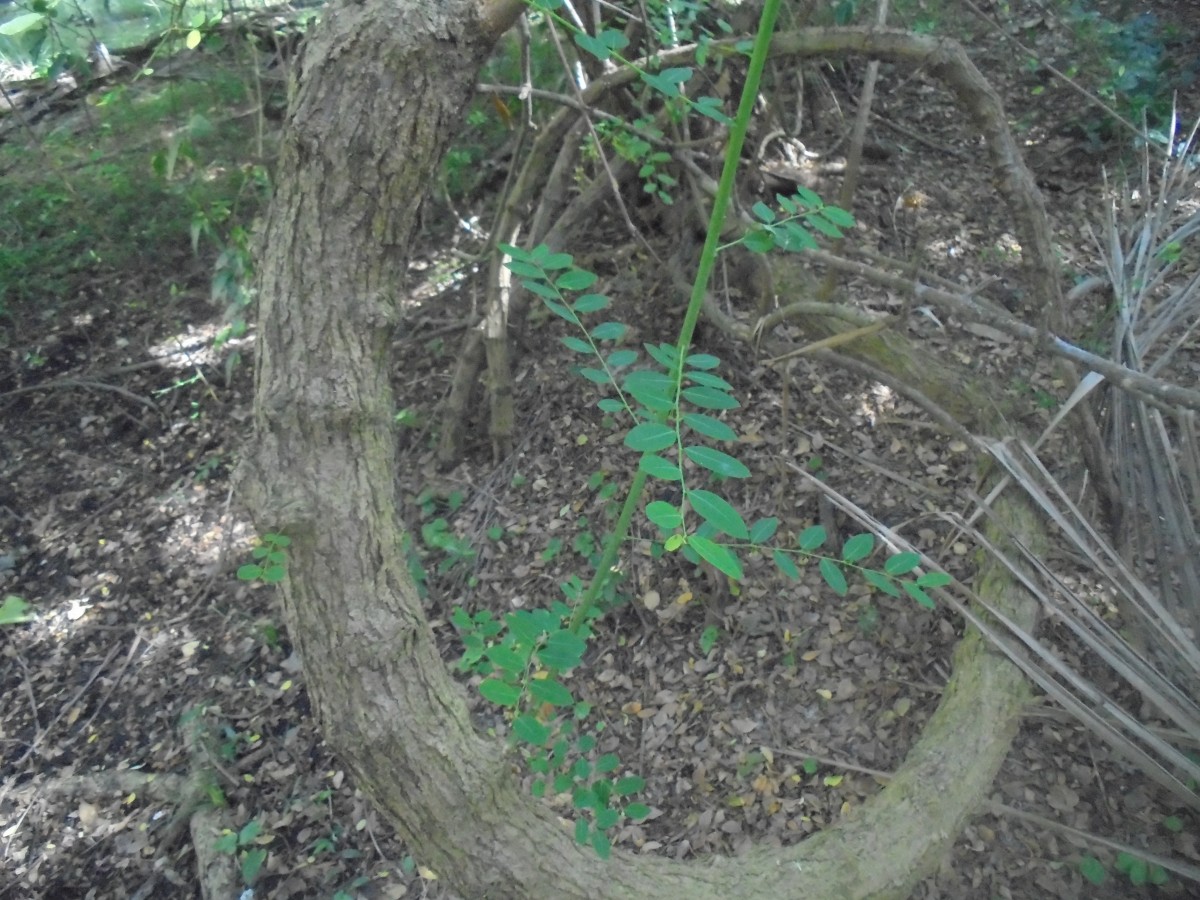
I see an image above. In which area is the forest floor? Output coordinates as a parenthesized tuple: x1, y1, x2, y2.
(1, 1, 1198, 898)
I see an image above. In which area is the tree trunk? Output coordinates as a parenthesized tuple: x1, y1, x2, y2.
(244, 5, 1039, 897)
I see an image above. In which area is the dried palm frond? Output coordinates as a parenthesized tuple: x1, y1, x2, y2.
(1091, 111, 1200, 690)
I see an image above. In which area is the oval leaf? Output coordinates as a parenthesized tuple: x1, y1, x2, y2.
(863, 569, 902, 597)
(819, 558, 848, 596)
(513, 714, 553, 747)
(798, 525, 827, 551)
(841, 532, 875, 563)
(684, 445, 750, 479)
(884, 552, 921, 576)
(687, 534, 744, 581)
(682, 385, 739, 410)
(688, 489, 749, 539)
(538, 630, 588, 670)
(479, 679, 522, 707)
(639, 454, 682, 481)
(529, 677, 574, 707)
(625, 422, 675, 452)
(682, 412, 736, 442)
(749, 517, 779, 543)
(645, 500, 683, 531)
(773, 549, 800, 581)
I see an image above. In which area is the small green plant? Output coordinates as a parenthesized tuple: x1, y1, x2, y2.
(446, 1, 955, 858)
(419, 517, 476, 578)
(214, 818, 269, 887)
(237, 532, 290, 584)
(0, 594, 33, 626)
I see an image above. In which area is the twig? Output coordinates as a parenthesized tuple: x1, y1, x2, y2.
(76, 634, 142, 735)
(769, 746, 1200, 883)
(12, 642, 121, 767)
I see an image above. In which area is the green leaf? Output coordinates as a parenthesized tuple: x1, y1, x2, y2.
(744, 229, 775, 253)
(261, 566, 286, 583)
(506, 611, 546, 647)
(794, 186, 822, 207)
(682, 412, 737, 442)
(479, 679, 522, 707)
(529, 677, 574, 707)
(645, 501, 683, 531)
(578, 367, 611, 385)
(639, 454, 682, 481)
(595, 807, 620, 830)
(699, 625, 719, 654)
(692, 95, 731, 125)
(485, 645, 527, 676)
(685, 353, 720, 370)
(615, 775, 645, 795)
(499, 242, 531, 261)
(807, 214, 844, 238)
(0, 12, 46, 35)
(523, 279, 561, 300)
(687, 534, 744, 581)
(915, 571, 952, 588)
(575, 28, 629, 61)
(543, 298, 577, 322)
(863, 569, 902, 597)
(903, 582, 936, 610)
(538, 248, 573, 269)
(591, 321, 626, 341)
(575, 817, 589, 845)
(682, 385, 739, 410)
(684, 445, 750, 479)
(238, 820, 262, 844)
(776, 223, 818, 252)
(572, 293, 609, 313)
(507, 260, 545, 279)
(773, 549, 800, 581)
(597, 398, 624, 413)
(625, 422, 676, 452)
(819, 559, 848, 596)
(752, 201, 776, 223)
(595, 753, 621, 774)
(625, 802, 650, 820)
(798, 525, 827, 551)
(688, 489, 749, 539)
(822, 206, 856, 227)
(686, 370, 734, 391)
(214, 832, 238, 854)
(0, 595, 33, 625)
(749, 517, 780, 543)
(841, 533, 875, 563)
(605, 348, 637, 369)
(513, 713, 552, 746)
(241, 847, 267, 884)
(591, 829, 612, 859)
(561, 335, 592, 354)
(237, 564, 263, 581)
(643, 342, 679, 369)
(558, 268, 599, 291)
(884, 552, 921, 576)
(641, 66, 693, 97)
(624, 370, 674, 413)
(538, 630, 588, 670)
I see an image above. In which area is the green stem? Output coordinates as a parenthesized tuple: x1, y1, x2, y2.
(673, 0, 781, 369)
(569, 0, 781, 634)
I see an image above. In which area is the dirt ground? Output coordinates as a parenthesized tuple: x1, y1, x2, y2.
(2, 2, 1198, 897)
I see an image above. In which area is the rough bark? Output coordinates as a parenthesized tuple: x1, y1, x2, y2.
(244, 5, 1040, 898)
